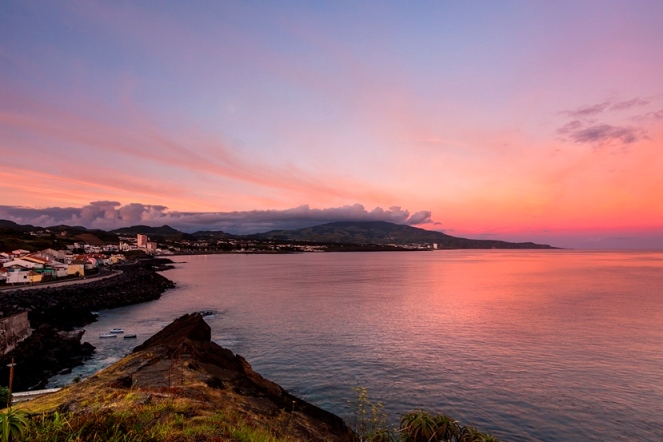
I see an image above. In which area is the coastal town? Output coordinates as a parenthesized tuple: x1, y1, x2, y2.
(0, 233, 156, 286)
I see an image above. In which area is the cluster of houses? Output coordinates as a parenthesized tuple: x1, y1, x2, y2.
(0, 233, 169, 286)
(0, 248, 127, 285)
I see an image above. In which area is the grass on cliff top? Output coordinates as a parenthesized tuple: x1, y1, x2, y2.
(14, 387, 299, 442)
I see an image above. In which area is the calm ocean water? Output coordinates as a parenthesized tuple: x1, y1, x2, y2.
(52, 250, 663, 441)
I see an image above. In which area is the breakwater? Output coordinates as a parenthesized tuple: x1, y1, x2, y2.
(0, 259, 175, 391)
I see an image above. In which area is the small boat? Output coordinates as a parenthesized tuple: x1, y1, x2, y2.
(123, 334, 137, 339)
(99, 333, 117, 338)
(109, 328, 124, 334)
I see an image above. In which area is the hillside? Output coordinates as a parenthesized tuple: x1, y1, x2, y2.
(191, 230, 237, 240)
(111, 224, 183, 237)
(0, 226, 53, 252)
(257, 221, 556, 249)
(0, 220, 35, 231)
(0, 221, 122, 251)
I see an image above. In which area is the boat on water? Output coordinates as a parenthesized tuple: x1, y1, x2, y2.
(109, 328, 124, 334)
(99, 333, 117, 338)
(123, 334, 137, 339)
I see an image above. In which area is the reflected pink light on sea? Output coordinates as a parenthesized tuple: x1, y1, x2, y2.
(57, 250, 663, 441)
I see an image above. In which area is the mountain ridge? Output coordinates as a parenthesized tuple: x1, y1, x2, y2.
(0, 219, 556, 250)
(256, 221, 556, 249)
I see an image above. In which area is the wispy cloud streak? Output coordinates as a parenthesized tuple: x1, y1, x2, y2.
(556, 97, 657, 149)
(0, 93, 395, 209)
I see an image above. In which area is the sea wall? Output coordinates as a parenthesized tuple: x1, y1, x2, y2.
(0, 312, 31, 356)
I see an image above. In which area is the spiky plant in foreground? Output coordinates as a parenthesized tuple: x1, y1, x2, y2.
(433, 413, 460, 442)
(479, 433, 500, 442)
(458, 425, 487, 442)
(399, 409, 438, 442)
(0, 407, 29, 442)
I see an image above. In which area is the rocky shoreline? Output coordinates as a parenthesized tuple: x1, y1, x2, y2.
(0, 258, 176, 391)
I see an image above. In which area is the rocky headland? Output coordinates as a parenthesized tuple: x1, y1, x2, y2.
(16, 313, 354, 441)
(0, 259, 176, 390)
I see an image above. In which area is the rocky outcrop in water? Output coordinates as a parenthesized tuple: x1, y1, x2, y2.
(127, 313, 353, 440)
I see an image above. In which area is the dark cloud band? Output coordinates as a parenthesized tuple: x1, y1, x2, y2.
(0, 202, 433, 234)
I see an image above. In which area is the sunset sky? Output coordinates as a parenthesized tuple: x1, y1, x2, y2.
(2, 1, 662, 249)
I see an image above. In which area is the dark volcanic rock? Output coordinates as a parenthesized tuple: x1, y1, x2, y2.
(133, 312, 211, 352)
(127, 313, 353, 441)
